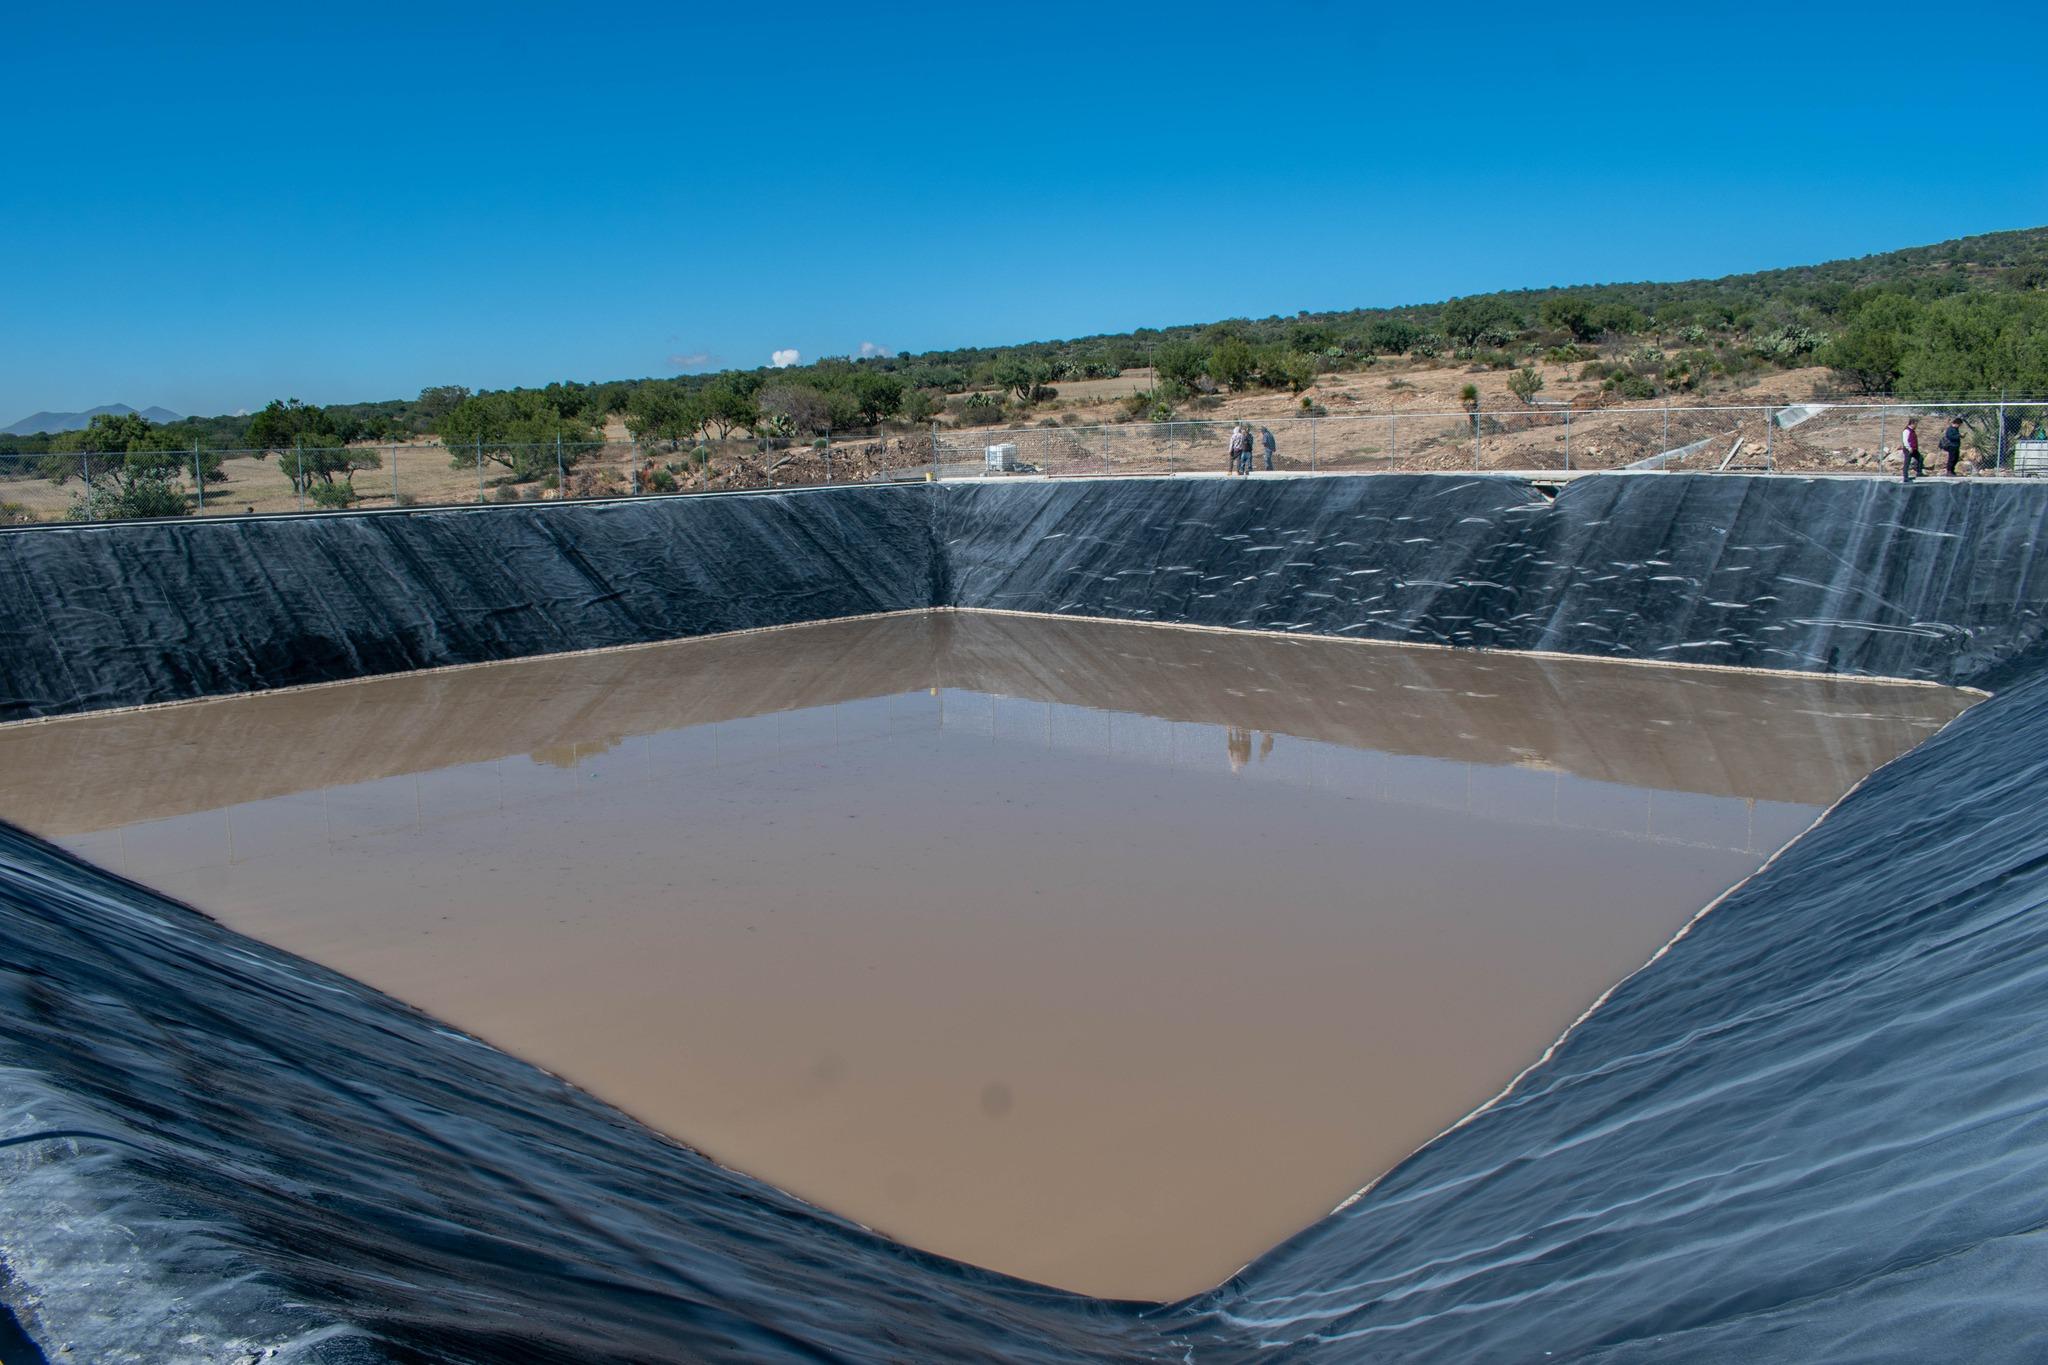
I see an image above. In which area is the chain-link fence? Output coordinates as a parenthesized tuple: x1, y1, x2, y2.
(937, 399, 2048, 481)
(0, 430, 940, 526)
(4, 400, 2045, 528)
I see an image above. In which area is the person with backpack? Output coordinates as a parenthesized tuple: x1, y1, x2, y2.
(1900, 417, 1925, 483)
(1939, 417, 1965, 476)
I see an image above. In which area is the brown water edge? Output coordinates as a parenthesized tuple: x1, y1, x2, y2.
(0, 616, 1973, 1300)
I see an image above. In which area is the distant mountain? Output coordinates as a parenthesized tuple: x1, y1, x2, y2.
(1, 403, 183, 437)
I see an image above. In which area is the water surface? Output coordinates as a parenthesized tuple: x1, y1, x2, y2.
(0, 613, 1972, 1298)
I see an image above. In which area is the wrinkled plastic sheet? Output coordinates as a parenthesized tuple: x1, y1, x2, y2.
(5, 475, 2048, 1361)
(944, 474, 2048, 688)
(4, 475, 2046, 722)
(5, 671, 2047, 1361)
(0, 487, 941, 722)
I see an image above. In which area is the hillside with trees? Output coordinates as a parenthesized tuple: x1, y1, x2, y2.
(4, 227, 2043, 481)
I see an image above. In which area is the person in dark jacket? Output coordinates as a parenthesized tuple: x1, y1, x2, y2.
(1940, 417, 1965, 476)
(1260, 426, 1277, 471)
(1900, 417, 1925, 483)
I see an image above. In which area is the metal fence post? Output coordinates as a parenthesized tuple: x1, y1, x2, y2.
(391, 445, 399, 503)
(475, 437, 484, 502)
(1765, 407, 1775, 472)
(930, 423, 940, 482)
(1309, 417, 1317, 472)
(1389, 412, 1396, 467)
(82, 449, 91, 491)
(1662, 402, 1669, 453)
(555, 434, 565, 493)
(1564, 407, 1572, 472)
(193, 442, 204, 513)
(1998, 389, 2009, 471)
(295, 443, 305, 512)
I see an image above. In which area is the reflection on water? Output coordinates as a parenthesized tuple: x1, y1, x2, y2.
(0, 614, 1974, 1299)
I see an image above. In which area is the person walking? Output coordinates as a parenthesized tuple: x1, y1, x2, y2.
(1260, 426, 1276, 471)
(1226, 424, 1247, 475)
(1900, 416, 1925, 483)
(1939, 416, 1965, 476)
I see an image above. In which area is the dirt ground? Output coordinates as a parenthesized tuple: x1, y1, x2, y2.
(0, 358, 2002, 525)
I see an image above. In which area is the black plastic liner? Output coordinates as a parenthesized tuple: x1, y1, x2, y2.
(5, 474, 2048, 1361)
(0, 487, 940, 721)
(944, 474, 2048, 687)
(5, 474, 2046, 722)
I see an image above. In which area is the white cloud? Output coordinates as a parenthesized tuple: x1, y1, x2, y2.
(770, 348, 802, 368)
(667, 351, 715, 370)
(857, 340, 894, 359)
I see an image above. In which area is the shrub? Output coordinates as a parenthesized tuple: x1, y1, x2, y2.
(1408, 333, 1444, 359)
(393, 491, 418, 508)
(489, 483, 521, 503)
(1507, 367, 1546, 405)
(646, 467, 678, 493)
(66, 476, 191, 521)
(1751, 325, 1830, 364)
(1365, 318, 1420, 354)
(1606, 373, 1657, 399)
(312, 481, 357, 509)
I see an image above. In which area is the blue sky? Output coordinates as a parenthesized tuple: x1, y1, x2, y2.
(3, 1, 2044, 422)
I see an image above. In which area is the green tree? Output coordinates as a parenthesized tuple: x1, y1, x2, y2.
(441, 390, 601, 480)
(243, 399, 380, 492)
(697, 380, 759, 440)
(1207, 337, 1257, 389)
(1441, 297, 1523, 347)
(1153, 339, 1210, 389)
(1540, 296, 1596, 341)
(248, 398, 344, 453)
(1898, 293, 2048, 398)
(850, 370, 906, 424)
(415, 385, 472, 425)
(1588, 302, 1646, 336)
(1365, 318, 1420, 354)
(1824, 293, 1923, 393)
(1258, 348, 1318, 395)
(624, 384, 703, 448)
(993, 356, 1056, 405)
(757, 384, 830, 435)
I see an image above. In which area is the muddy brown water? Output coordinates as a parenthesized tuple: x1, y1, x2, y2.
(0, 613, 1974, 1300)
